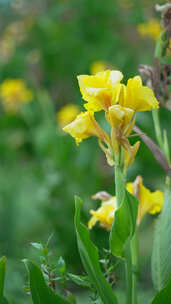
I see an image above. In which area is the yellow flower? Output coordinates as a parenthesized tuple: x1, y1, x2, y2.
(107, 104, 136, 156)
(63, 111, 109, 146)
(89, 177, 164, 230)
(137, 19, 162, 41)
(90, 61, 109, 75)
(0, 79, 33, 113)
(119, 76, 159, 111)
(126, 176, 164, 225)
(88, 196, 117, 231)
(56, 104, 80, 128)
(77, 70, 123, 112)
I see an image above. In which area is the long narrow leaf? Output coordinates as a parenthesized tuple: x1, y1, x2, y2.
(0, 256, 6, 302)
(152, 190, 171, 290)
(74, 196, 118, 304)
(110, 190, 138, 258)
(25, 260, 70, 304)
(150, 275, 171, 303)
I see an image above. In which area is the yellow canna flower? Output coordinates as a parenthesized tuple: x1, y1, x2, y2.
(89, 177, 164, 230)
(108, 105, 134, 134)
(137, 19, 162, 41)
(90, 61, 110, 75)
(88, 196, 117, 231)
(126, 176, 164, 225)
(56, 104, 80, 128)
(63, 111, 110, 146)
(119, 76, 159, 111)
(77, 70, 123, 112)
(0, 79, 33, 113)
(107, 104, 136, 156)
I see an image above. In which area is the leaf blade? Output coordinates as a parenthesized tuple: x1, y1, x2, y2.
(150, 275, 171, 304)
(152, 190, 171, 290)
(74, 196, 118, 304)
(109, 190, 138, 257)
(0, 256, 6, 302)
(25, 260, 70, 304)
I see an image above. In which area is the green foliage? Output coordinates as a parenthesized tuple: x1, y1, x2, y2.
(152, 190, 171, 291)
(0, 256, 6, 302)
(150, 275, 171, 304)
(110, 190, 138, 257)
(24, 260, 70, 304)
(74, 196, 118, 304)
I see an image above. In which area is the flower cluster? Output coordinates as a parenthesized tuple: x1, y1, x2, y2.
(63, 70, 158, 170)
(0, 79, 33, 113)
(88, 176, 164, 230)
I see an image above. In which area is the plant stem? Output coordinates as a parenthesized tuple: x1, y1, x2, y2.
(131, 231, 138, 304)
(124, 232, 138, 304)
(114, 163, 125, 207)
(152, 109, 163, 151)
(125, 241, 132, 304)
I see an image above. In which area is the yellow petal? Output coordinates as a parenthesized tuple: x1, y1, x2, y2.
(78, 70, 123, 112)
(108, 105, 134, 131)
(120, 76, 159, 111)
(88, 197, 117, 230)
(126, 178, 164, 225)
(63, 111, 98, 145)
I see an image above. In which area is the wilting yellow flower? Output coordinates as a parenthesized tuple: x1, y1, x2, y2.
(126, 176, 164, 225)
(90, 61, 109, 75)
(88, 196, 117, 231)
(89, 177, 164, 229)
(137, 19, 162, 41)
(78, 70, 123, 112)
(119, 76, 159, 111)
(63, 111, 109, 146)
(56, 104, 80, 128)
(0, 79, 33, 113)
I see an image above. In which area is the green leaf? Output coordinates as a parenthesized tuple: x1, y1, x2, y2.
(67, 273, 90, 288)
(24, 260, 70, 304)
(2, 297, 9, 304)
(74, 196, 118, 304)
(110, 190, 138, 258)
(150, 275, 171, 303)
(152, 190, 171, 290)
(0, 256, 6, 302)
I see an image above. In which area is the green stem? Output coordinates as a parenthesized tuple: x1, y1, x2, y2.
(131, 231, 139, 304)
(125, 241, 132, 304)
(154, 31, 168, 59)
(152, 109, 163, 151)
(114, 162, 138, 304)
(114, 163, 125, 207)
(124, 232, 138, 304)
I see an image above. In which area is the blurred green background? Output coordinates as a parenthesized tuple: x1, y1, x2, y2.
(0, 0, 168, 303)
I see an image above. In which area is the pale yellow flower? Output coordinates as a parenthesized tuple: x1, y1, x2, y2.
(0, 79, 33, 113)
(63, 111, 109, 146)
(137, 19, 162, 41)
(77, 70, 123, 112)
(89, 177, 164, 229)
(56, 104, 80, 128)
